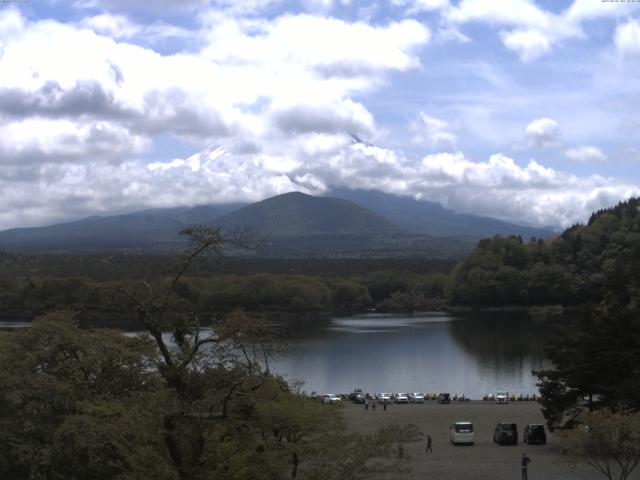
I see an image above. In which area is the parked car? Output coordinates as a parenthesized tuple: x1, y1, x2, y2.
(348, 389, 366, 404)
(524, 424, 546, 445)
(321, 394, 341, 405)
(375, 392, 392, 404)
(493, 422, 518, 445)
(495, 391, 509, 404)
(395, 392, 409, 404)
(348, 388, 362, 400)
(438, 393, 451, 404)
(450, 422, 474, 445)
(409, 392, 425, 403)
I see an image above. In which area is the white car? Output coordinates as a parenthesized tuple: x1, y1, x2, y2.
(321, 394, 341, 405)
(495, 391, 509, 404)
(375, 392, 392, 404)
(394, 392, 409, 404)
(409, 392, 425, 403)
(450, 421, 474, 445)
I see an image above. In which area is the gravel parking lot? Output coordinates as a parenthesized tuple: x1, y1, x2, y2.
(342, 400, 636, 480)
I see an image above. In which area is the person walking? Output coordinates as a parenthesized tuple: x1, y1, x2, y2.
(383, 402, 387, 411)
(364, 397, 369, 411)
(425, 434, 432, 453)
(521, 453, 531, 480)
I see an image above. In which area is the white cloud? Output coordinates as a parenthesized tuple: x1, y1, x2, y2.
(200, 14, 429, 89)
(269, 99, 375, 136)
(500, 29, 550, 62)
(410, 112, 458, 150)
(0, 10, 428, 155)
(0, 8, 25, 43)
(443, 0, 640, 62)
(392, 0, 450, 13)
(564, 0, 640, 23)
(435, 25, 471, 44)
(564, 146, 607, 163)
(446, 0, 550, 29)
(443, 0, 584, 61)
(615, 19, 640, 57)
(0, 119, 149, 165)
(515, 117, 561, 150)
(80, 13, 141, 39)
(623, 146, 640, 162)
(74, 0, 208, 12)
(1, 128, 636, 230)
(79, 13, 193, 43)
(140, 143, 638, 229)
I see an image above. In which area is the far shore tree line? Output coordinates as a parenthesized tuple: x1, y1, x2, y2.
(0, 258, 451, 326)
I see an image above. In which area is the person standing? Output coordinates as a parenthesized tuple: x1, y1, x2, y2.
(521, 453, 531, 480)
(372, 398, 377, 411)
(364, 397, 369, 411)
(425, 434, 432, 453)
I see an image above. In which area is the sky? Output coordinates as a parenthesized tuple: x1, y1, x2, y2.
(1, 0, 640, 231)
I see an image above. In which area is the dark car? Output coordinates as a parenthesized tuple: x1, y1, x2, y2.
(493, 422, 518, 445)
(348, 389, 366, 404)
(437, 393, 451, 404)
(524, 424, 546, 445)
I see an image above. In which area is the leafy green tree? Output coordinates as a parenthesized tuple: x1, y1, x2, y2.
(0, 312, 171, 480)
(535, 307, 640, 430)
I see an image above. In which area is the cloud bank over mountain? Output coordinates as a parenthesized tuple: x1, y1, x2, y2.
(0, 1, 639, 231)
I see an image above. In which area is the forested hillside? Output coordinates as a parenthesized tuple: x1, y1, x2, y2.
(446, 198, 640, 307)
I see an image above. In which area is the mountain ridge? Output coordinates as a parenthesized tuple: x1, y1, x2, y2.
(329, 188, 557, 239)
(0, 190, 556, 256)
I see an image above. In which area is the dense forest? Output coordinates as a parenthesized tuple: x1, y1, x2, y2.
(446, 198, 640, 308)
(0, 254, 453, 328)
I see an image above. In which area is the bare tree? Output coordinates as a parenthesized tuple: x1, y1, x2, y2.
(562, 409, 640, 480)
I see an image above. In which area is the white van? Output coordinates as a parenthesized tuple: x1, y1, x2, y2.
(495, 391, 509, 404)
(450, 422, 474, 445)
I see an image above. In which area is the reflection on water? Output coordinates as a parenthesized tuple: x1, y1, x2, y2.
(271, 312, 551, 398)
(0, 320, 31, 329)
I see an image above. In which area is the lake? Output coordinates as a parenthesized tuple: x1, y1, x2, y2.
(270, 312, 550, 398)
(0, 311, 551, 399)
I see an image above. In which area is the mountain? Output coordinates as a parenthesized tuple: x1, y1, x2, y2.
(0, 190, 553, 257)
(0, 204, 243, 252)
(215, 192, 400, 237)
(329, 188, 557, 239)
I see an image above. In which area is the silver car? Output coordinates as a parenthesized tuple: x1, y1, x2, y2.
(409, 392, 425, 403)
(375, 392, 392, 404)
(321, 394, 341, 405)
(395, 392, 409, 404)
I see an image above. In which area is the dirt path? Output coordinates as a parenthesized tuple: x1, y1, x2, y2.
(342, 400, 638, 480)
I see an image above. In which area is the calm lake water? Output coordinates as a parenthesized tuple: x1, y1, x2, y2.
(1, 311, 551, 399)
(270, 312, 550, 399)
